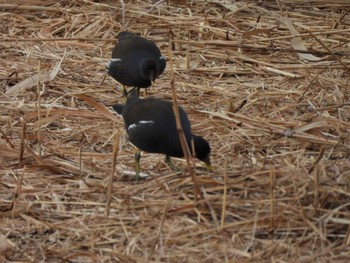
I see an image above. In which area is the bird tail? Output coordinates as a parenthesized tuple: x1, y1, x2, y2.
(112, 104, 124, 114)
(127, 87, 140, 101)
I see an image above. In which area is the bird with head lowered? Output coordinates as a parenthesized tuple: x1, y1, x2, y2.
(107, 31, 166, 96)
(113, 90, 211, 180)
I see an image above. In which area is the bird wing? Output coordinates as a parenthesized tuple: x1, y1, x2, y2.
(123, 99, 192, 156)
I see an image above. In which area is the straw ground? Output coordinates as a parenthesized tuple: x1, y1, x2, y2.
(1, 1, 350, 262)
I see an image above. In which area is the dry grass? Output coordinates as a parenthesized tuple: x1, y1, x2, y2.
(1, 0, 350, 262)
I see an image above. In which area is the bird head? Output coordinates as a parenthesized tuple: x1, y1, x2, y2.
(193, 135, 212, 172)
(140, 59, 157, 86)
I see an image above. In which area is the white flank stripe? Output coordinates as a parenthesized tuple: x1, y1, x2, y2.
(107, 58, 121, 68)
(139, 120, 155, 124)
(128, 124, 136, 130)
(128, 120, 155, 131)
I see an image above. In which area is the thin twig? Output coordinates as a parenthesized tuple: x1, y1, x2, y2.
(220, 157, 228, 230)
(19, 118, 26, 162)
(36, 63, 42, 158)
(169, 39, 201, 201)
(307, 29, 350, 72)
(106, 131, 120, 217)
(10, 168, 25, 217)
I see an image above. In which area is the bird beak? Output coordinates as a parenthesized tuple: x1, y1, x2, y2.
(203, 156, 212, 172)
(206, 162, 213, 172)
(149, 71, 156, 86)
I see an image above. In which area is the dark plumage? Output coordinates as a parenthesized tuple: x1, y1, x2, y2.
(107, 31, 166, 92)
(112, 90, 211, 179)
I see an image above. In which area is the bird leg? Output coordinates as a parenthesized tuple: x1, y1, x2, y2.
(136, 87, 141, 97)
(135, 150, 142, 181)
(142, 81, 153, 97)
(122, 85, 128, 98)
(124, 87, 138, 98)
(165, 156, 180, 172)
(145, 80, 155, 97)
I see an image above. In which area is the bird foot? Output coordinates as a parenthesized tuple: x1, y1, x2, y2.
(165, 156, 181, 172)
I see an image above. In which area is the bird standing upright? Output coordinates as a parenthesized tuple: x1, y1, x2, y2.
(107, 31, 166, 96)
(113, 90, 211, 180)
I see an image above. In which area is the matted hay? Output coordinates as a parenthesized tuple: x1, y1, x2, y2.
(1, 1, 350, 262)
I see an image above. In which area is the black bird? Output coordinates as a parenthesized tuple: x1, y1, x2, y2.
(113, 90, 211, 180)
(107, 31, 166, 95)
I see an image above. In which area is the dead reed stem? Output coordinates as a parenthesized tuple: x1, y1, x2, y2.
(19, 118, 26, 162)
(220, 157, 228, 230)
(105, 131, 120, 217)
(169, 39, 201, 201)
